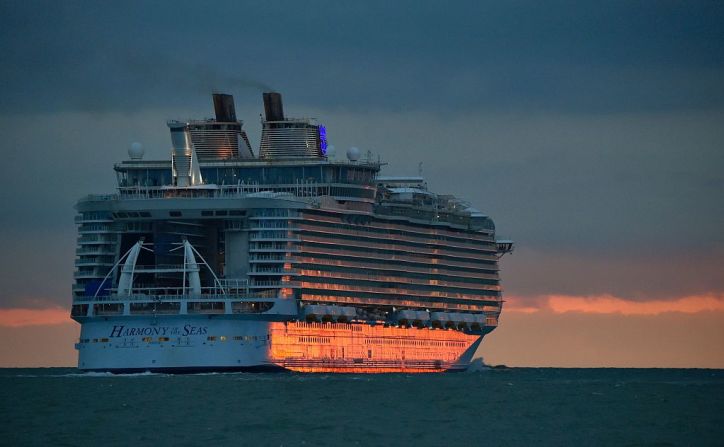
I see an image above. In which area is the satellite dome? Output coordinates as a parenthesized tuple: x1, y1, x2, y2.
(129, 142, 144, 160)
(326, 145, 336, 159)
(346, 146, 360, 162)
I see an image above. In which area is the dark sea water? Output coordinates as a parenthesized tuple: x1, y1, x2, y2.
(1, 368, 722, 446)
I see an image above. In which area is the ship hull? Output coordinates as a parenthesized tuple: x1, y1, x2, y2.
(76, 317, 484, 373)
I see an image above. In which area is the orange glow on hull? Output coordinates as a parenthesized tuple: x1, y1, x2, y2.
(268, 321, 482, 373)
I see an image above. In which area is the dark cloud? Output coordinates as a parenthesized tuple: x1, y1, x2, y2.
(0, 1, 723, 308)
(1, 1, 723, 114)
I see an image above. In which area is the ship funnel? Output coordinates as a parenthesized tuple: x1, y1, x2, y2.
(212, 93, 237, 122)
(259, 91, 325, 159)
(263, 92, 284, 121)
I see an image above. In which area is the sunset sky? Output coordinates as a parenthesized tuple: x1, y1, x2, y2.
(1, 1, 722, 368)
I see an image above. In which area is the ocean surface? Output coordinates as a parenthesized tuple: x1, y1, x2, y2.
(1, 367, 722, 446)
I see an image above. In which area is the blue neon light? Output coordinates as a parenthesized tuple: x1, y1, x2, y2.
(319, 125, 328, 155)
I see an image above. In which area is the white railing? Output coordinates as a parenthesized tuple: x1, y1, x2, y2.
(109, 182, 375, 201)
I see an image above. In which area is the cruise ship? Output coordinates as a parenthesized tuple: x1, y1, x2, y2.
(71, 92, 513, 373)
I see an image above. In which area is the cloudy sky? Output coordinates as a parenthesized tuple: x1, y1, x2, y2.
(1, 1, 723, 367)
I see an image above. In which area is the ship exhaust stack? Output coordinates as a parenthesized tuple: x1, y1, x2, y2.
(212, 93, 237, 122)
(259, 92, 326, 159)
(263, 92, 285, 121)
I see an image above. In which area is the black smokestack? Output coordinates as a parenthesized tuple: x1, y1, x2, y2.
(263, 92, 284, 121)
(213, 93, 237, 122)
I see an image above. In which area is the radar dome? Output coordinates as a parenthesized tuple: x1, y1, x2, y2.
(326, 145, 336, 159)
(346, 146, 360, 162)
(129, 142, 144, 160)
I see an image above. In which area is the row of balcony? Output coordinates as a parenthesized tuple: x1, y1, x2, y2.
(300, 247, 498, 273)
(296, 269, 500, 293)
(299, 281, 500, 303)
(301, 293, 499, 313)
(300, 213, 494, 242)
(292, 256, 499, 281)
(299, 235, 498, 262)
(295, 223, 496, 254)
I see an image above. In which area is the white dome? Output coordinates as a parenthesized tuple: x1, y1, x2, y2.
(326, 145, 336, 159)
(346, 146, 360, 162)
(128, 142, 144, 160)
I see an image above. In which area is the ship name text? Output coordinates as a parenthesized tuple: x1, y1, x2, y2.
(109, 325, 208, 338)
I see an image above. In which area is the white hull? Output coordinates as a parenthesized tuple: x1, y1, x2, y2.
(77, 316, 277, 372)
(76, 315, 487, 373)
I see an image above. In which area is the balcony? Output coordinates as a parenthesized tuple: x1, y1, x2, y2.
(78, 235, 117, 245)
(249, 254, 288, 263)
(248, 269, 298, 276)
(75, 259, 114, 266)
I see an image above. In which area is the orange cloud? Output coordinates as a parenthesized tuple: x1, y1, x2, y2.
(0, 307, 72, 328)
(506, 293, 724, 315)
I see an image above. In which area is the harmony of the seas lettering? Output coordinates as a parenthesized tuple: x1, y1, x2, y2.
(109, 325, 208, 338)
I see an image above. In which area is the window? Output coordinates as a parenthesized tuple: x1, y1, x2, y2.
(169, 211, 182, 217)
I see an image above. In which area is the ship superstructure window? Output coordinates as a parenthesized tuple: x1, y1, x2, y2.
(80, 212, 112, 221)
(298, 337, 331, 343)
(71, 304, 89, 316)
(232, 335, 262, 341)
(124, 222, 151, 232)
(169, 211, 182, 217)
(94, 303, 123, 316)
(128, 302, 176, 315)
(189, 302, 225, 314)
